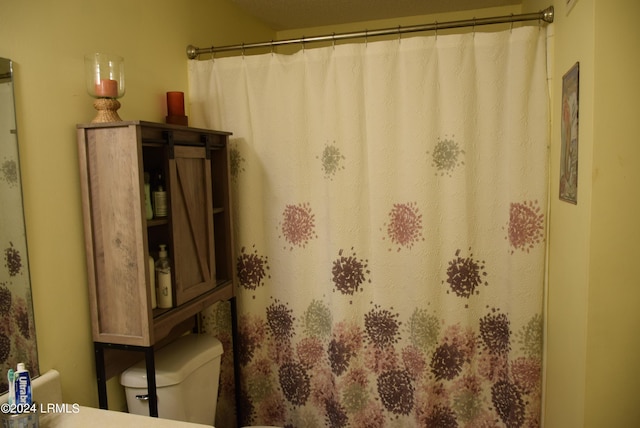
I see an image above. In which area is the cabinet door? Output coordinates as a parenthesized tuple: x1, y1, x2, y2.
(169, 145, 215, 305)
(77, 124, 152, 346)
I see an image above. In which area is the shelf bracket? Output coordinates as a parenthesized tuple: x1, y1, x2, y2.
(202, 134, 212, 159)
(163, 130, 176, 159)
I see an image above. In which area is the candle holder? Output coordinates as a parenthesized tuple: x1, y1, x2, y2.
(84, 53, 125, 123)
(166, 91, 188, 126)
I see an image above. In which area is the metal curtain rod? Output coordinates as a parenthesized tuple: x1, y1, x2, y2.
(186, 6, 553, 58)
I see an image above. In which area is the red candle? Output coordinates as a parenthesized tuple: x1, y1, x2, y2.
(167, 91, 185, 116)
(95, 79, 118, 98)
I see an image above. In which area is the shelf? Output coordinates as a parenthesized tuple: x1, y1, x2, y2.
(147, 218, 169, 227)
(154, 281, 233, 340)
(77, 121, 236, 416)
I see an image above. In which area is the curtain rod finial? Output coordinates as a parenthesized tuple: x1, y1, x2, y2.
(542, 6, 554, 23)
(187, 45, 198, 60)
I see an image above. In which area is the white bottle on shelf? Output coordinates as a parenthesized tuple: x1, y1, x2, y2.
(144, 172, 153, 220)
(152, 171, 167, 218)
(153, 185, 167, 217)
(148, 255, 157, 309)
(155, 245, 173, 309)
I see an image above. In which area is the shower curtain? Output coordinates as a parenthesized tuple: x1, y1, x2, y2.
(190, 25, 548, 428)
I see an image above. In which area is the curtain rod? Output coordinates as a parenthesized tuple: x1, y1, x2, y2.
(187, 6, 553, 58)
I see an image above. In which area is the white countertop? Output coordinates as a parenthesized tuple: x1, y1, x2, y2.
(1, 371, 211, 427)
(39, 405, 212, 428)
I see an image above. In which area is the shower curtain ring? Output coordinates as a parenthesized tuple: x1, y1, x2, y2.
(510, 14, 514, 32)
(435, 21, 438, 39)
(365, 29, 368, 46)
(241, 42, 245, 58)
(473, 18, 476, 37)
(397, 25, 402, 43)
(332, 33, 336, 49)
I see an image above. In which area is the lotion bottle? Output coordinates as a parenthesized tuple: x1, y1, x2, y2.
(155, 245, 173, 308)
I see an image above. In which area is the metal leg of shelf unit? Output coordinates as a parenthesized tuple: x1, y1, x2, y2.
(94, 343, 108, 410)
(230, 297, 242, 428)
(93, 342, 158, 417)
(144, 346, 159, 417)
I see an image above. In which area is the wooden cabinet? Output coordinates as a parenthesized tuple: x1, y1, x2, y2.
(77, 121, 234, 347)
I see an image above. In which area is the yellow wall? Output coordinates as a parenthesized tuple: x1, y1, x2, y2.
(585, 0, 640, 425)
(0, 0, 274, 408)
(275, 6, 522, 47)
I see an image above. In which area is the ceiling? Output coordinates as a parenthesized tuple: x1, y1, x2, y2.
(232, 0, 522, 31)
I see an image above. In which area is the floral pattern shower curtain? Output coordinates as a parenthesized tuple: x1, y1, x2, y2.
(190, 25, 549, 428)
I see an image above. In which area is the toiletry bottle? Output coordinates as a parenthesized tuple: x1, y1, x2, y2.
(144, 172, 153, 220)
(14, 363, 31, 406)
(149, 254, 157, 309)
(153, 172, 167, 218)
(155, 245, 173, 308)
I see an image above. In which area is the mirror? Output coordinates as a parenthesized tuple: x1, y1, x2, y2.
(0, 57, 39, 393)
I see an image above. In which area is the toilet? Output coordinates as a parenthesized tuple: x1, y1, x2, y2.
(120, 333, 279, 428)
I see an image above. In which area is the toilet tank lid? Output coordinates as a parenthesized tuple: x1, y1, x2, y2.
(120, 334, 223, 388)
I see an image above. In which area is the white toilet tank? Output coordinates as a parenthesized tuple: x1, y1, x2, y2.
(120, 334, 223, 425)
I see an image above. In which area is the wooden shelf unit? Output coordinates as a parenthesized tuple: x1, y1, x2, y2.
(77, 121, 237, 416)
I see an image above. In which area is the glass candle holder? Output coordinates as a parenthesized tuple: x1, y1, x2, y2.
(84, 53, 125, 123)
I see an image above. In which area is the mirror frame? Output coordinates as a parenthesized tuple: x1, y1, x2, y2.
(0, 57, 39, 393)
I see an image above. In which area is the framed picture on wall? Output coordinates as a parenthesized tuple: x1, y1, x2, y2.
(560, 62, 579, 204)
